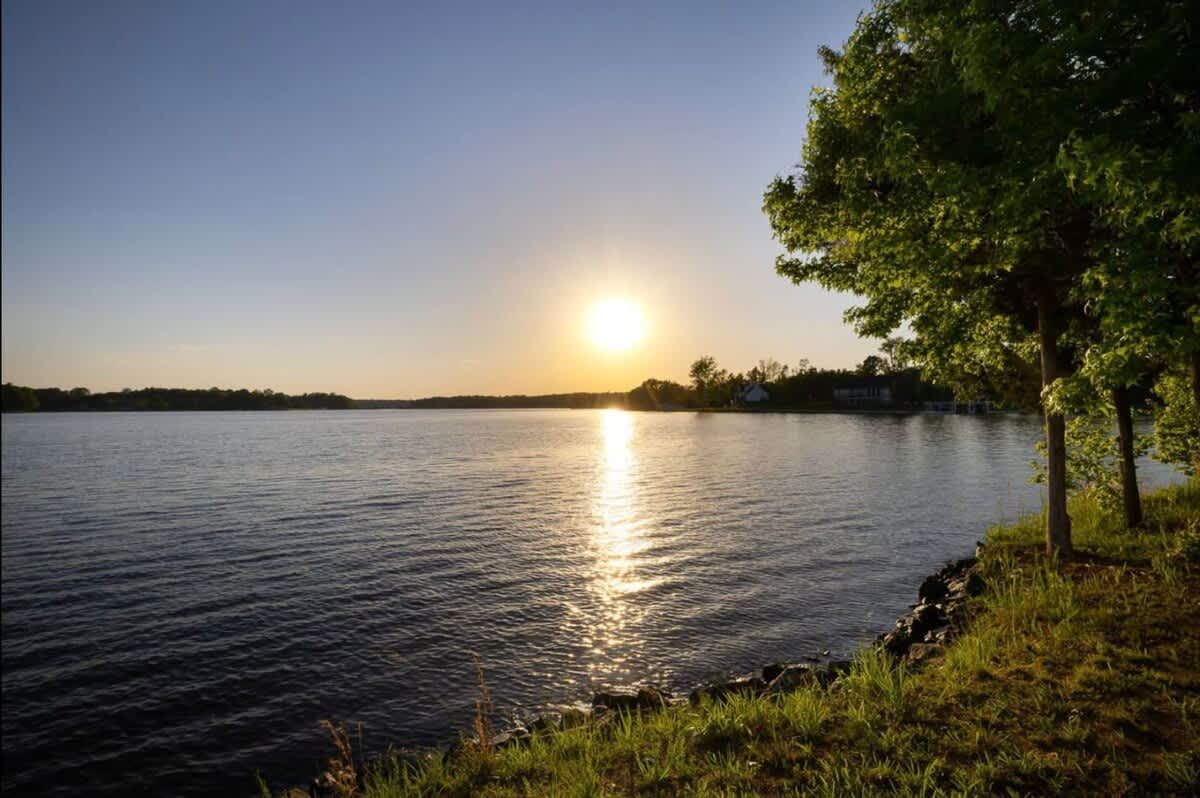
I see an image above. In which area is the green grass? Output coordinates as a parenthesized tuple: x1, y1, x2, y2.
(296, 481, 1199, 797)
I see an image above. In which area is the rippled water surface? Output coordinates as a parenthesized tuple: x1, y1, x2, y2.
(0, 410, 1181, 796)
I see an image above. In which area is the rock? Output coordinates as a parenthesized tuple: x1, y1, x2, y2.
(766, 664, 818, 692)
(911, 602, 945, 635)
(962, 570, 986, 596)
(943, 600, 970, 626)
(874, 555, 986, 663)
(881, 627, 913, 656)
(945, 572, 979, 598)
(310, 772, 343, 798)
(914, 601, 942, 622)
(492, 726, 531, 748)
(689, 676, 766, 705)
(592, 685, 669, 713)
(635, 686, 669, 709)
(921, 624, 950, 643)
(923, 624, 950, 644)
(527, 715, 558, 735)
(932, 557, 975, 582)
(592, 690, 637, 711)
(918, 574, 949, 603)
(906, 643, 943, 663)
(761, 662, 790, 683)
(826, 659, 852, 676)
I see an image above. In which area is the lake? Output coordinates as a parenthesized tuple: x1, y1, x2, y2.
(0, 409, 1182, 796)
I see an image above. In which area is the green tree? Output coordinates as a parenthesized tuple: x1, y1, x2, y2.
(627, 379, 694, 411)
(935, 0, 1198, 530)
(1048, 0, 1198, 514)
(1153, 370, 1200, 475)
(879, 337, 909, 374)
(689, 356, 718, 394)
(856, 355, 885, 377)
(1, 383, 39, 412)
(1056, 0, 1199, 404)
(763, 0, 1132, 553)
(751, 358, 789, 384)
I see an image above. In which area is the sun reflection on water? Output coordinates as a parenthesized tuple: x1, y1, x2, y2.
(585, 409, 659, 680)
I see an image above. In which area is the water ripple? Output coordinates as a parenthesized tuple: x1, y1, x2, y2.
(1, 409, 1183, 797)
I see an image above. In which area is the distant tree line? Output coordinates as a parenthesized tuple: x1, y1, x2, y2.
(0, 384, 353, 412)
(627, 349, 955, 411)
(378, 393, 629, 410)
(0, 353, 954, 414)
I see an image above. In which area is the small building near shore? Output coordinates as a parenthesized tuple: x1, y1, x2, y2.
(735, 382, 770, 404)
(924, 400, 992, 414)
(832, 376, 894, 407)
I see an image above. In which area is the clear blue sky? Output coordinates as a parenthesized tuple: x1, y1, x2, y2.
(2, 0, 873, 397)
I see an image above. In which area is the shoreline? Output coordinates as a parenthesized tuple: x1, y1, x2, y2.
(487, 553, 987, 749)
(267, 481, 1199, 797)
(289, 554, 990, 796)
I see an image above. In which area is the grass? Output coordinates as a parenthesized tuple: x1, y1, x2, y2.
(292, 480, 1199, 797)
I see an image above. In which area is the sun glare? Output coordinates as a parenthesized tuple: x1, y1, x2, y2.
(588, 299, 644, 352)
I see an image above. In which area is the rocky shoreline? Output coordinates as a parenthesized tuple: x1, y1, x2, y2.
(499, 549, 987, 744)
(303, 549, 987, 796)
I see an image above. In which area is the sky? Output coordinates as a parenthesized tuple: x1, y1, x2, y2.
(2, 0, 875, 398)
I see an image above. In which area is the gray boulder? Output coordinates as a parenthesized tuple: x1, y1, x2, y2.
(592, 685, 670, 713)
(766, 664, 818, 693)
(689, 676, 766, 705)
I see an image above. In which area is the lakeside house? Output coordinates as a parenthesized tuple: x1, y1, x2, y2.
(735, 382, 770, 404)
(924, 400, 992, 414)
(832, 376, 893, 407)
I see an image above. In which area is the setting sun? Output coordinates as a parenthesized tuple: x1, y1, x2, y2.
(587, 299, 645, 352)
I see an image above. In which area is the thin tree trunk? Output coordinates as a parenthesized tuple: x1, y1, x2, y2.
(1112, 385, 1143, 528)
(1037, 292, 1072, 556)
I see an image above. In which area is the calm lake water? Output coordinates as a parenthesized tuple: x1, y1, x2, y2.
(0, 410, 1182, 796)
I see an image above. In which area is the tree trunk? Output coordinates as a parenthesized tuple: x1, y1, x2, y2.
(1037, 293, 1073, 556)
(1112, 385, 1143, 529)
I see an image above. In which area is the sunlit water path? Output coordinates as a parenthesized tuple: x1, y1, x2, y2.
(0, 409, 1183, 796)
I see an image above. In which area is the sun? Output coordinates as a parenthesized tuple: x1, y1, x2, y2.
(588, 299, 644, 352)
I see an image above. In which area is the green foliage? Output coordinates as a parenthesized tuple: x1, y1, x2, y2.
(842, 646, 908, 717)
(672, 353, 952, 410)
(1033, 414, 1150, 509)
(2, 384, 355, 412)
(688, 356, 738, 407)
(777, 685, 829, 741)
(764, 0, 1199, 551)
(1, 382, 39, 412)
(855, 355, 884, 377)
(1153, 371, 1200, 476)
(1170, 521, 1200, 564)
(626, 379, 695, 411)
(762, 0, 1084, 400)
(748, 358, 789, 384)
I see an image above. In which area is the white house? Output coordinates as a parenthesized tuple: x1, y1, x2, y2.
(735, 382, 770, 404)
